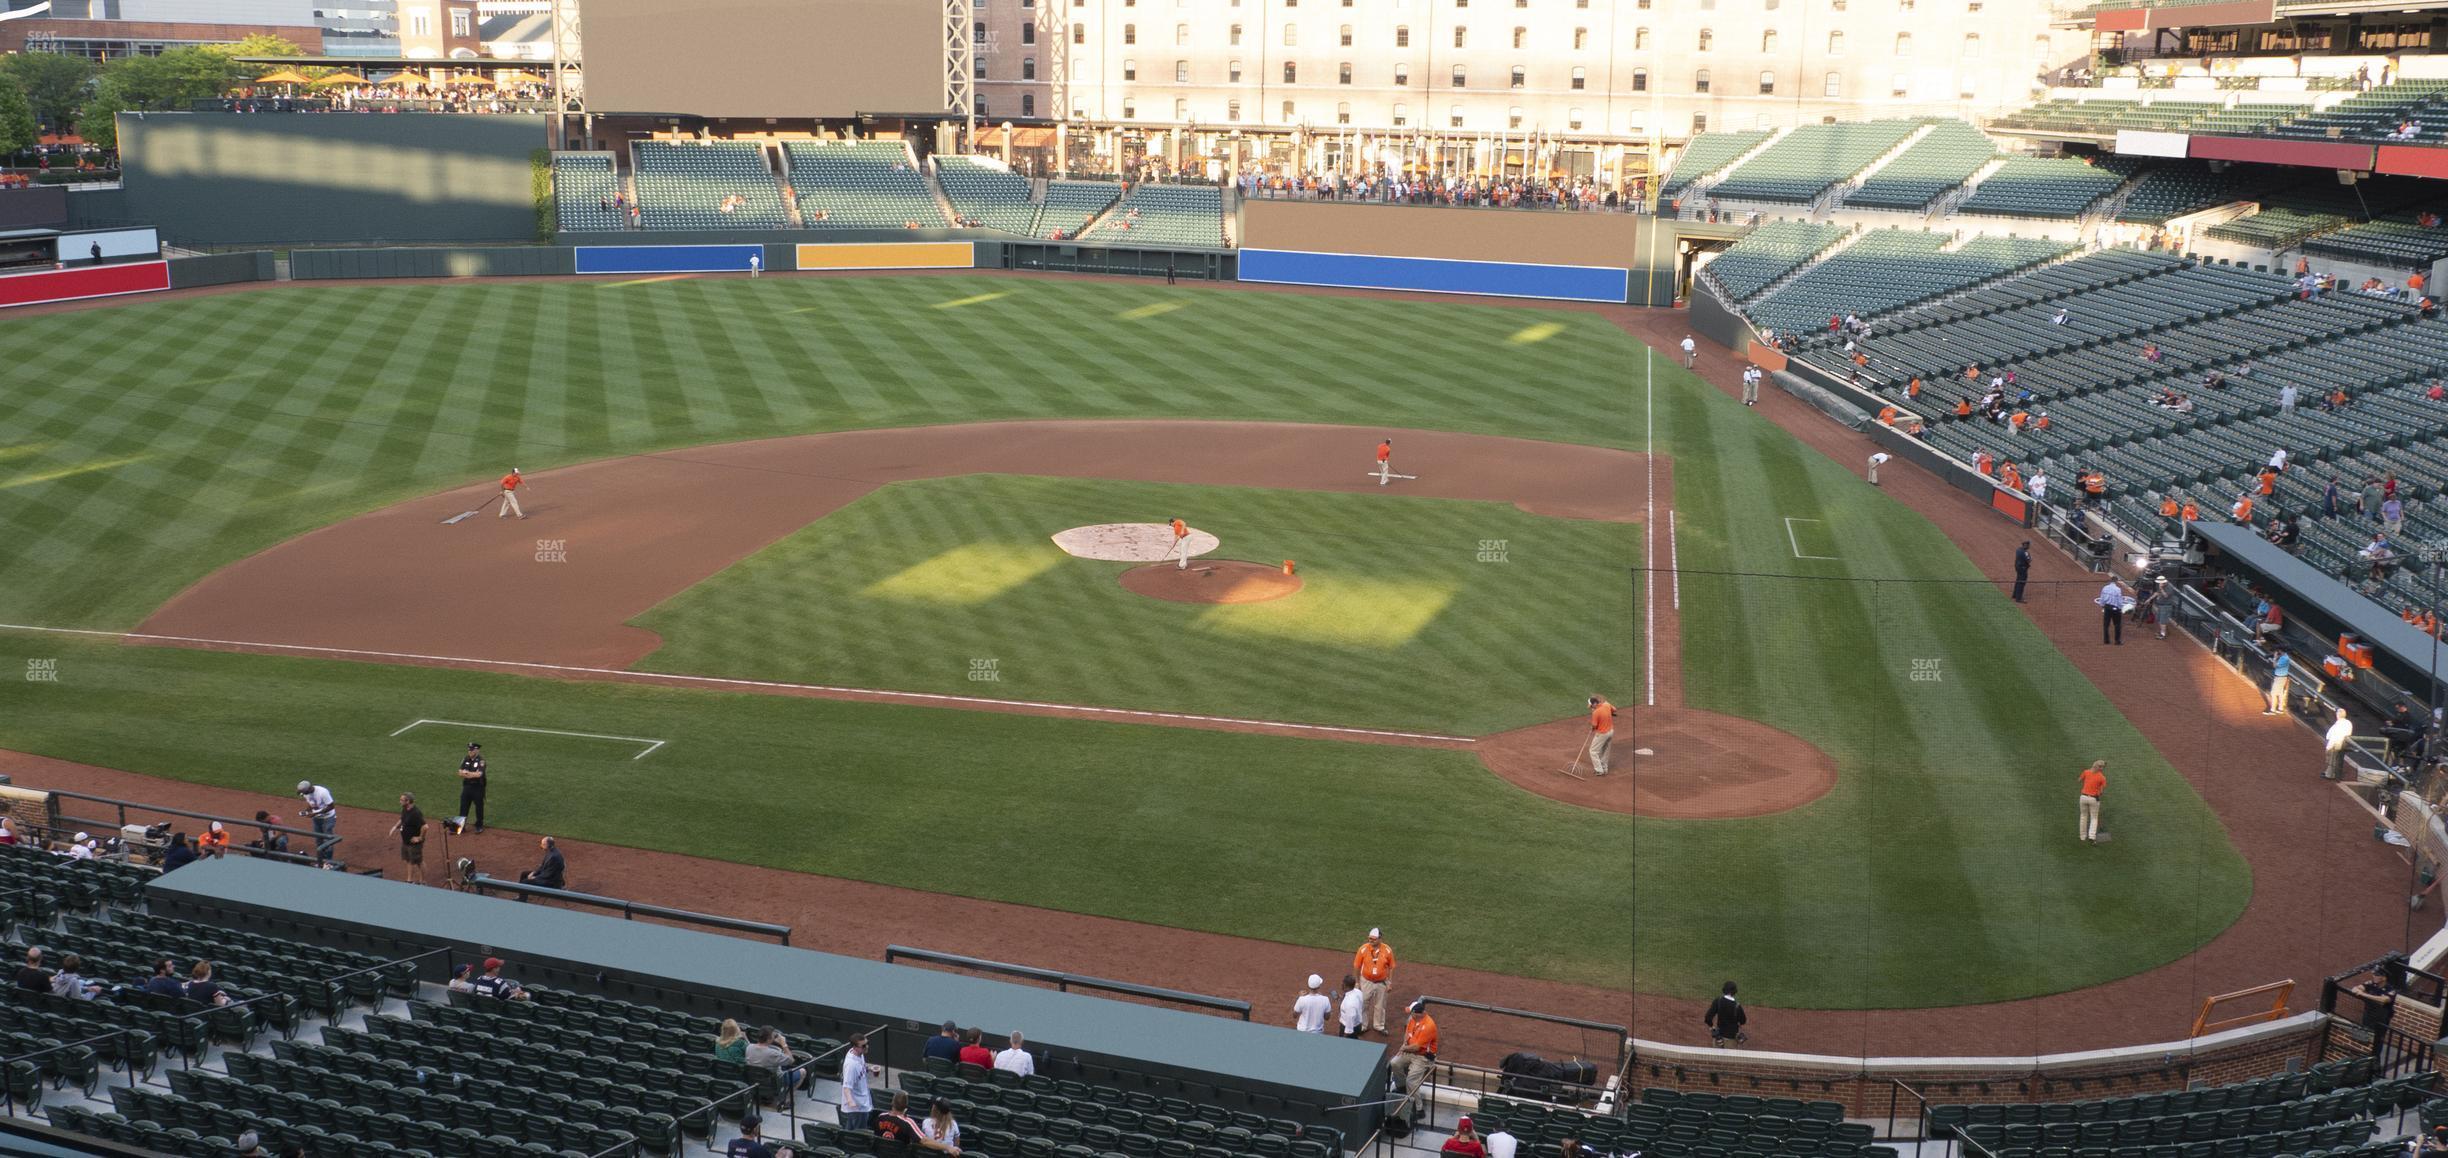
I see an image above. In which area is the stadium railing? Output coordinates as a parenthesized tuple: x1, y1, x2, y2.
(46, 789, 338, 867)
(885, 945, 1251, 1019)
(465, 873, 793, 945)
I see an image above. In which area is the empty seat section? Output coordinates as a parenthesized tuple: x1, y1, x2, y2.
(936, 155, 1040, 235)
(1038, 180, 1122, 238)
(1958, 156, 2122, 219)
(1703, 221, 1851, 301)
(1710, 119, 1923, 204)
(786, 139, 950, 229)
(1657, 129, 1771, 202)
(1845, 120, 1998, 210)
(1084, 183, 1227, 248)
(631, 140, 788, 230)
(552, 152, 624, 232)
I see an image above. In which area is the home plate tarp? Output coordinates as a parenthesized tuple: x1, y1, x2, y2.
(1052, 523, 1219, 562)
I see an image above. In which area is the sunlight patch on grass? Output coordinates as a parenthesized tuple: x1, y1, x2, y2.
(1, 454, 150, 490)
(1195, 577, 1456, 647)
(1508, 322, 1567, 345)
(932, 291, 1010, 310)
(1120, 301, 1186, 320)
(861, 542, 1063, 605)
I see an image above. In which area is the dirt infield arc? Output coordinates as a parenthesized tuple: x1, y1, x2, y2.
(132, 418, 1829, 820)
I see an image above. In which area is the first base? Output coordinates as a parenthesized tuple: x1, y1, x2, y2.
(1633, 747, 1656, 756)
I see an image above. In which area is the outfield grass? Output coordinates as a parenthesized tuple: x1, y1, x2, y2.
(0, 276, 2252, 1007)
(633, 475, 1636, 734)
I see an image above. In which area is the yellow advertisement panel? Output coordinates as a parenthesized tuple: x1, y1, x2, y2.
(794, 242, 975, 271)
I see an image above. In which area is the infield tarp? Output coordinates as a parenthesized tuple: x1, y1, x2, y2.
(575, 245, 767, 275)
(0, 260, 168, 309)
(1238, 247, 1629, 303)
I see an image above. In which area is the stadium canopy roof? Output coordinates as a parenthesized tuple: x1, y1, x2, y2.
(2072, 0, 2448, 29)
(2189, 520, 2448, 687)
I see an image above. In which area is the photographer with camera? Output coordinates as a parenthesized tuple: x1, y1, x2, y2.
(393, 793, 429, 886)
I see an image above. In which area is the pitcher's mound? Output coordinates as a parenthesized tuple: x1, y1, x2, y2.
(1476, 707, 1838, 818)
(1120, 561, 1304, 604)
(1054, 523, 1219, 562)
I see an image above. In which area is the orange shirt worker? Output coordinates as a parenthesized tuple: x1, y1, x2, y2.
(1392, 998, 1441, 1110)
(2078, 760, 2107, 844)
(1587, 695, 1617, 777)
(498, 467, 528, 520)
(1169, 516, 1191, 570)
(1353, 930, 1396, 1033)
(1375, 438, 1395, 486)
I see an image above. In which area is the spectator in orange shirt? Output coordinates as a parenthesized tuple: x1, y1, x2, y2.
(1974, 450, 1995, 477)
(2232, 493, 2255, 523)
(2009, 410, 2030, 433)
(1353, 931, 1396, 1033)
(2160, 495, 2181, 519)
(2257, 468, 2278, 496)
(1954, 398, 1973, 417)
(2033, 412, 2052, 431)
(1392, 999, 1440, 1114)
(2000, 463, 2023, 491)
(197, 822, 230, 859)
(2180, 498, 2199, 521)
(2078, 760, 2107, 844)
(1877, 405, 1898, 426)
(1907, 376, 1923, 399)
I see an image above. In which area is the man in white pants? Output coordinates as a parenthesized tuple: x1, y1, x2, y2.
(497, 468, 527, 519)
(1741, 365, 1762, 406)
(1867, 452, 1890, 485)
(1169, 517, 1191, 570)
(1679, 334, 1698, 368)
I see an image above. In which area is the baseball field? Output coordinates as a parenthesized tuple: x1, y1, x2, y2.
(0, 273, 2252, 1012)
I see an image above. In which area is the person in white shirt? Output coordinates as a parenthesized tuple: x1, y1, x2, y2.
(840, 1032, 875, 1131)
(63, 832, 96, 860)
(2324, 708, 2356, 780)
(1679, 335, 1697, 368)
(2028, 471, 2049, 506)
(2279, 383, 2298, 412)
(1336, 975, 1365, 1039)
(1740, 365, 1762, 407)
(2269, 447, 2290, 474)
(1293, 974, 1332, 1033)
(295, 781, 339, 864)
(1866, 452, 1890, 485)
(1484, 1129, 1519, 1158)
(2052, 308, 2070, 326)
(992, 1031, 1035, 1078)
(2096, 579, 2130, 645)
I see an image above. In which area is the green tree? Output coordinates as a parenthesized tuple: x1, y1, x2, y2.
(203, 32, 307, 63)
(72, 81, 124, 152)
(0, 75, 36, 160)
(0, 53, 94, 133)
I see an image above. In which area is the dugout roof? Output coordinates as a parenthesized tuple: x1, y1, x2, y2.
(2189, 520, 2448, 683)
(148, 856, 1385, 1115)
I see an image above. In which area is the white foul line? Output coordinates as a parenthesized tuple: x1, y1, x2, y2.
(1784, 516, 1840, 561)
(390, 717, 667, 760)
(0, 622, 1474, 745)
(1645, 345, 1657, 708)
(1668, 509, 1681, 611)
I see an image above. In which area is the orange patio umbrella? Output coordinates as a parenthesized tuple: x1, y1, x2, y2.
(309, 71, 369, 87)
(253, 69, 313, 85)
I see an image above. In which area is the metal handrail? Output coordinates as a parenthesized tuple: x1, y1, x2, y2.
(46, 789, 335, 857)
(465, 874, 791, 944)
(1884, 1077, 1934, 1144)
(885, 945, 1248, 1018)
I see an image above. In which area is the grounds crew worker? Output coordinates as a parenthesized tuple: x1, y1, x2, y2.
(1376, 439, 1394, 486)
(1169, 517, 1191, 570)
(2078, 759, 2107, 844)
(1392, 999, 1440, 1116)
(458, 742, 489, 833)
(1587, 695, 1616, 777)
(498, 467, 528, 519)
(1353, 929, 1396, 1033)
